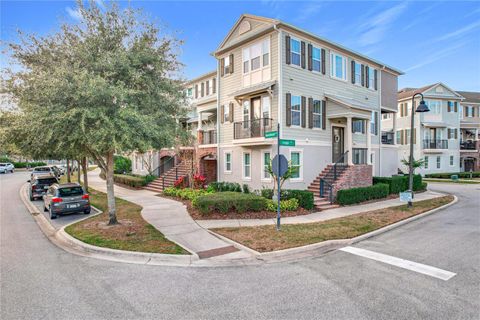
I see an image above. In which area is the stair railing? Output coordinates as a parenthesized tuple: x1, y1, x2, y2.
(320, 151, 350, 204)
(151, 155, 180, 177)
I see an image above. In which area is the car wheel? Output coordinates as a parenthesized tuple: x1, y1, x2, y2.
(84, 209, 91, 215)
(49, 207, 57, 220)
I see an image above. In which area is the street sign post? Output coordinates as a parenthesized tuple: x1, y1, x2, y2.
(264, 131, 278, 138)
(279, 139, 295, 147)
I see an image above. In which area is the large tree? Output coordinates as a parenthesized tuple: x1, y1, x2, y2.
(3, 1, 186, 224)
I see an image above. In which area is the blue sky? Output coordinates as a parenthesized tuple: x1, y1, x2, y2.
(2, 1, 480, 90)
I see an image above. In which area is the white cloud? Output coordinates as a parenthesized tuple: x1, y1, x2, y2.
(431, 21, 480, 43)
(357, 2, 408, 47)
(66, 7, 82, 20)
(404, 41, 468, 72)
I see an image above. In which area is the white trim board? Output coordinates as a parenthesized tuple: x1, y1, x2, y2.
(339, 246, 456, 281)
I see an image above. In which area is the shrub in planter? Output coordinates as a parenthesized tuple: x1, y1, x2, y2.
(336, 183, 390, 205)
(209, 182, 243, 193)
(266, 198, 299, 212)
(114, 155, 132, 174)
(192, 192, 267, 215)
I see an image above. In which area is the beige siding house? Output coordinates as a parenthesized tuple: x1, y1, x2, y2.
(214, 14, 402, 198)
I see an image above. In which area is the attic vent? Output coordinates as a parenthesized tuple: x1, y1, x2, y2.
(238, 21, 251, 35)
(435, 86, 444, 93)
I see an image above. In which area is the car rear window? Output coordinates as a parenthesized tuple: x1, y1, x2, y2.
(58, 187, 84, 197)
(35, 167, 51, 172)
(37, 178, 57, 185)
(0, 163, 6, 166)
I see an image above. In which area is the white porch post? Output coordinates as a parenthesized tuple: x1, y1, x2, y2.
(346, 116, 353, 165)
(366, 119, 372, 165)
(392, 112, 397, 145)
(197, 111, 203, 131)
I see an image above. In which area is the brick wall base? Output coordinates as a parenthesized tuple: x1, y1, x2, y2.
(333, 165, 372, 198)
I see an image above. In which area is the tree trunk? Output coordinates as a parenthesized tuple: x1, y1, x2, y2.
(105, 150, 117, 225)
(66, 159, 71, 183)
(82, 156, 89, 192)
(77, 160, 81, 184)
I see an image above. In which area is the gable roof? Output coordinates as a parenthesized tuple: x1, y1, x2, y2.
(398, 83, 464, 101)
(456, 91, 480, 104)
(214, 14, 402, 75)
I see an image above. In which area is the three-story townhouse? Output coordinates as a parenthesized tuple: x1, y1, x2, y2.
(457, 91, 480, 171)
(214, 14, 402, 205)
(392, 83, 464, 176)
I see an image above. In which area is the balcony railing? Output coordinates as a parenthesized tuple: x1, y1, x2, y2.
(234, 118, 273, 139)
(423, 139, 448, 149)
(460, 140, 477, 150)
(381, 132, 394, 145)
(201, 130, 217, 145)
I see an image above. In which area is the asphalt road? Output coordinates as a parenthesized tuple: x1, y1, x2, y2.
(1, 172, 479, 320)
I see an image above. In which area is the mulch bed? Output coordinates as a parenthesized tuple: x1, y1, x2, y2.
(157, 194, 313, 220)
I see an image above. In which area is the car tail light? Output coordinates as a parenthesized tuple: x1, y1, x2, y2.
(32, 185, 36, 190)
(82, 194, 89, 200)
(52, 197, 62, 203)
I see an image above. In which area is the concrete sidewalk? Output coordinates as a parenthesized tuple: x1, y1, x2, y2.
(87, 169, 250, 258)
(196, 190, 447, 229)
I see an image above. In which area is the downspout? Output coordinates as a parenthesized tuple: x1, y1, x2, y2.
(275, 24, 283, 139)
(216, 58, 221, 182)
(379, 66, 384, 176)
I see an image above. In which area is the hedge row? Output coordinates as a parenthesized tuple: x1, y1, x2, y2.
(13, 162, 47, 168)
(192, 192, 267, 215)
(260, 189, 314, 210)
(425, 171, 480, 179)
(373, 174, 423, 194)
(207, 181, 250, 193)
(336, 183, 390, 205)
(266, 198, 299, 212)
(163, 187, 211, 201)
(112, 174, 155, 188)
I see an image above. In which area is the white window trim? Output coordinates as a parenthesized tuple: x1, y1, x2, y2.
(436, 156, 441, 169)
(261, 150, 272, 182)
(352, 119, 366, 135)
(449, 155, 455, 167)
(311, 46, 322, 73)
(312, 99, 323, 129)
(330, 51, 347, 82)
(290, 95, 302, 127)
(290, 37, 301, 67)
(242, 151, 252, 181)
(289, 149, 303, 182)
(354, 61, 362, 86)
(367, 66, 376, 91)
(223, 150, 232, 174)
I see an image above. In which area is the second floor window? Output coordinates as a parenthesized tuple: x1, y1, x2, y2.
(223, 105, 229, 123)
(290, 38, 301, 66)
(224, 55, 231, 75)
(465, 106, 474, 117)
(313, 100, 322, 128)
(368, 67, 375, 89)
(312, 47, 321, 72)
(352, 119, 365, 134)
(330, 52, 347, 81)
(291, 95, 301, 126)
(354, 62, 362, 84)
(186, 87, 193, 98)
(426, 100, 441, 114)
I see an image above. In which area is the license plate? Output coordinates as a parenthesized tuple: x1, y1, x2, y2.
(67, 204, 79, 209)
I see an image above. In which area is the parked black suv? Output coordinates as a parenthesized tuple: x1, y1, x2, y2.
(28, 174, 59, 201)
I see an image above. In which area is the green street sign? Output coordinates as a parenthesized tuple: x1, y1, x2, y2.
(279, 139, 295, 147)
(264, 131, 278, 138)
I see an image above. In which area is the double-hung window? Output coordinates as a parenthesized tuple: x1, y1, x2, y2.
(262, 96, 271, 119)
(368, 67, 375, 89)
(223, 104, 229, 123)
(352, 148, 367, 164)
(291, 95, 301, 126)
(313, 100, 322, 128)
(262, 152, 271, 180)
(224, 55, 231, 75)
(243, 38, 270, 73)
(224, 152, 232, 173)
(312, 47, 321, 72)
(330, 52, 347, 81)
(427, 100, 441, 114)
(290, 151, 301, 179)
(424, 156, 429, 169)
(450, 155, 454, 166)
(262, 39, 270, 67)
(352, 119, 365, 134)
(243, 100, 250, 128)
(436, 156, 441, 169)
(243, 152, 251, 179)
(290, 38, 301, 66)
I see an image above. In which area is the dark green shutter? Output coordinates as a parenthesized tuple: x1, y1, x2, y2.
(321, 49, 326, 74)
(301, 41, 306, 69)
(361, 64, 365, 86)
(286, 93, 291, 127)
(301, 96, 306, 127)
(308, 98, 313, 128)
(229, 54, 234, 74)
(286, 35, 291, 65)
(322, 100, 326, 130)
(351, 60, 355, 84)
(307, 44, 312, 71)
(374, 69, 378, 90)
(365, 66, 370, 88)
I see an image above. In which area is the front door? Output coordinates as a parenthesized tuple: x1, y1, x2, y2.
(332, 126, 344, 163)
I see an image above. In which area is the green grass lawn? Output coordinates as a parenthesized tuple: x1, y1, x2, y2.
(213, 196, 454, 252)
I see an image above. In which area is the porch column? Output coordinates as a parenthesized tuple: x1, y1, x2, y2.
(366, 119, 372, 165)
(346, 116, 353, 165)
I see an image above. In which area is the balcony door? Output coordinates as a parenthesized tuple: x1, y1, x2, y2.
(251, 97, 262, 137)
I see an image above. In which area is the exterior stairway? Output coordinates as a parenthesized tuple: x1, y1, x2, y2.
(307, 164, 349, 211)
(144, 162, 190, 193)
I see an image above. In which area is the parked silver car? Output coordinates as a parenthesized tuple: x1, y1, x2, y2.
(0, 163, 15, 173)
(31, 166, 57, 179)
(43, 183, 91, 219)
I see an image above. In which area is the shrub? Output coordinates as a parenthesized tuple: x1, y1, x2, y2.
(425, 171, 480, 179)
(163, 187, 210, 201)
(113, 174, 146, 188)
(336, 183, 390, 205)
(260, 189, 314, 210)
(193, 173, 206, 189)
(192, 192, 267, 215)
(114, 155, 131, 174)
(174, 176, 187, 189)
(209, 181, 243, 193)
(8, 161, 47, 168)
(266, 198, 299, 212)
(242, 184, 250, 194)
(373, 175, 423, 194)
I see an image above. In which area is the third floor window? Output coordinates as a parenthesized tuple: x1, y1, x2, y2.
(243, 38, 270, 74)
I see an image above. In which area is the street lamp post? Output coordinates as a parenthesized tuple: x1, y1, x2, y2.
(408, 93, 430, 207)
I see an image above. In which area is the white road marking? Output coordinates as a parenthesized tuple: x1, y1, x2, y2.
(339, 246, 456, 281)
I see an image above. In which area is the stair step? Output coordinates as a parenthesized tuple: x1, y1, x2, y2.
(315, 204, 340, 211)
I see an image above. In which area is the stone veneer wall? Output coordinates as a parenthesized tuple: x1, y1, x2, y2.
(332, 165, 372, 198)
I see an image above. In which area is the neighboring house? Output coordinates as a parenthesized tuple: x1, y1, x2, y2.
(457, 91, 480, 172)
(387, 83, 465, 176)
(213, 14, 401, 202)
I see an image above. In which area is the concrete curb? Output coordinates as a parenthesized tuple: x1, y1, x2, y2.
(20, 182, 458, 267)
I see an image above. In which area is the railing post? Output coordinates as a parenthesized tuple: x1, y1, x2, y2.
(334, 165, 337, 180)
(176, 167, 178, 181)
(329, 186, 333, 204)
(320, 179, 324, 197)
(162, 177, 165, 190)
